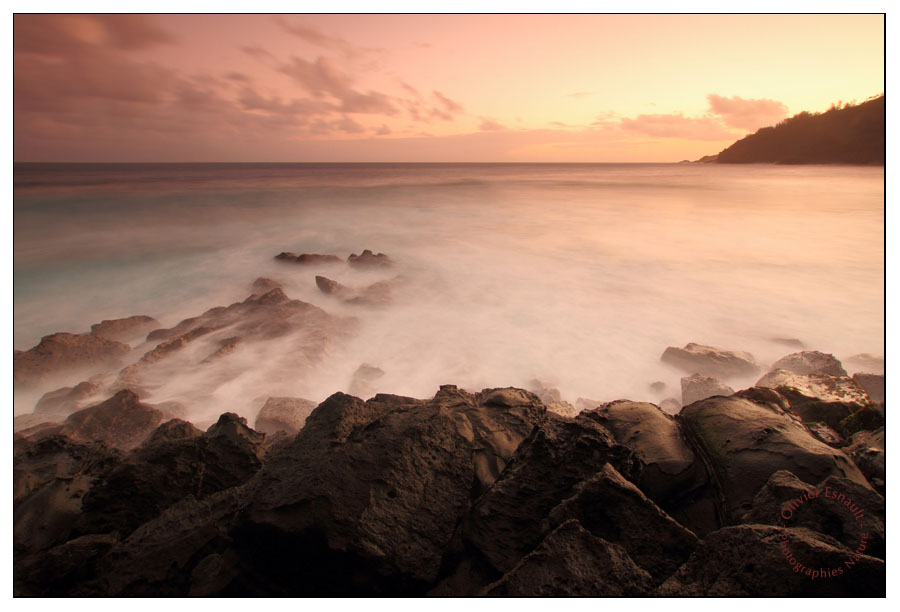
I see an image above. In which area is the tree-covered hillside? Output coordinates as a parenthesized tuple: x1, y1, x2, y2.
(715, 95, 884, 164)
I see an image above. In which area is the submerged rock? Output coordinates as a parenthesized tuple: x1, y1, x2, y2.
(660, 343, 759, 379)
(348, 363, 385, 398)
(34, 379, 105, 416)
(348, 249, 392, 268)
(250, 277, 282, 294)
(274, 252, 342, 265)
(843, 353, 884, 374)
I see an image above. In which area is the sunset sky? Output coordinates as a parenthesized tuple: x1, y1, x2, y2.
(13, 13, 885, 162)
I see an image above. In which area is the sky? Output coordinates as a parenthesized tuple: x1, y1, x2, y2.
(12, 13, 886, 162)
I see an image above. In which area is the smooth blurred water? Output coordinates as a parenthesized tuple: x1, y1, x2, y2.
(13, 162, 885, 416)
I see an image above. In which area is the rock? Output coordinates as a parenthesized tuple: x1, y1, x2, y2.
(680, 374, 734, 405)
(656, 524, 884, 596)
(316, 275, 394, 306)
(843, 353, 884, 374)
(769, 351, 847, 376)
(649, 381, 666, 393)
(546, 463, 699, 582)
(347, 249, 392, 268)
(837, 404, 884, 438)
(743, 470, 884, 559)
(583, 401, 715, 535)
(456, 412, 638, 588)
(75, 414, 263, 540)
(315, 275, 349, 296)
(804, 422, 846, 447)
(14, 333, 130, 389)
(254, 397, 317, 436)
(527, 379, 561, 403)
(756, 370, 871, 410)
(58, 390, 165, 451)
(34, 379, 104, 415)
(842, 428, 884, 494)
(348, 363, 385, 398)
(771, 337, 805, 349)
(574, 397, 603, 411)
(200, 336, 240, 364)
(852, 373, 884, 403)
(250, 277, 281, 294)
(296, 253, 342, 265)
(14, 414, 64, 434)
(678, 395, 871, 522)
(16, 532, 119, 596)
(660, 343, 759, 379)
(90, 315, 160, 344)
(275, 252, 342, 265)
(14, 435, 121, 557)
(659, 397, 681, 414)
(481, 519, 653, 596)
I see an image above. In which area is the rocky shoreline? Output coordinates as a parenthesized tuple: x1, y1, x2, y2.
(13, 251, 885, 596)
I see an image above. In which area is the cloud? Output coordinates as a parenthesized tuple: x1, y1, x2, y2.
(279, 55, 397, 115)
(479, 118, 506, 131)
(274, 17, 379, 61)
(567, 91, 593, 99)
(237, 88, 334, 116)
(375, 124, 392, 136)
(619, 113, 735, 140)
(707, 94, 789, 131)
(14, 14, 174, 57)
(433, 90, 464, 114)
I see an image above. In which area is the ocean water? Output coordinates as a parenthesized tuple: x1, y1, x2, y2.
(13, 163, 885, 421)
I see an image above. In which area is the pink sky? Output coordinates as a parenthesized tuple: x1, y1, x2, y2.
(13, 14, 885, 162)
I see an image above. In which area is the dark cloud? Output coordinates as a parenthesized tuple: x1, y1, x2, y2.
(619, 113, 734, 140)
(224, 71, 250, 82)
(238, 88, 334, 116)
(707, 94, 789, 131)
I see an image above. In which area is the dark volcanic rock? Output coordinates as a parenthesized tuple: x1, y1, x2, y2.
(743, 470, 884, 560)
(805, 422, 846, 447)
(680, 373, 734, 405)
(769, 350, 848, 377)
(584, 401, 716, 535)
(546, 463, 699, 582)
(656, 524, 884, 596)
(91, 315, 160, 343)
(58, 390, 165, 451)
(482, 519, 653, 596)
(452, 411, 638, 592)
(14, 435, 122, 560)
(14, 333, 130, 389)
(253, 397, 317, 436)
(75, 414, 263, 540)
(316, 275, 395, 306)
(837, 404, 885, 438)
(348, 249, 392, 268)
(843, 428, 884, 494)
(678, 395, 871, 522)
(660, 342, 759, 379)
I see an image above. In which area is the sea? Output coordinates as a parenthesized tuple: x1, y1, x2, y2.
(13, 162, 885, 422)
